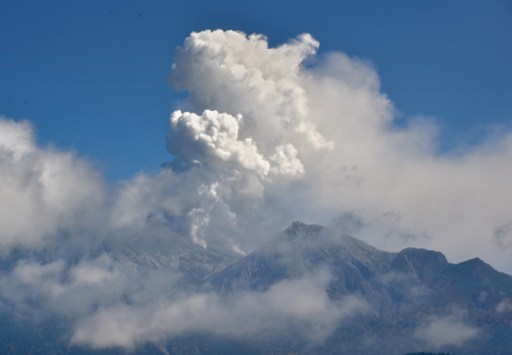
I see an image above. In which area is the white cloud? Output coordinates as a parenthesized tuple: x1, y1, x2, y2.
(0, 256, 371, 351)
(0, 117, 105, 251)
(296, 51, 512, 272)
(413, 315, 479, 349)
(71, 270, 370, 350)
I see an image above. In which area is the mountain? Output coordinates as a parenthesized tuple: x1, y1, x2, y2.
(206, 222, 512, 354)
(209, 221, 393, 292)
(0, 222, 511, 354)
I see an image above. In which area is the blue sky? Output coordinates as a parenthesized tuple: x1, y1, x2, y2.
(1, 0, 511, 180)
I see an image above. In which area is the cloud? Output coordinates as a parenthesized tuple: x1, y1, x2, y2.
(71, 270, 370, 350)
(169, 109, 271, 177)
(298, 52, 512, 270)
(0, 117, 105, 251)
(413, 315, 479, 349)
(1, 257, 370, 351)
(496, 298, 512, 313)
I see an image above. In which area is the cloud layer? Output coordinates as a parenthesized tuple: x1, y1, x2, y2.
(71, 270, 369, 349)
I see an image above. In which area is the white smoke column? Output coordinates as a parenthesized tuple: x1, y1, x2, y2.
(155, 30, 335, 252)
(169, 30, 331, 167)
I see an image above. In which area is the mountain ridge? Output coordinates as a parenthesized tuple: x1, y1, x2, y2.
(203, 222, 512, 353)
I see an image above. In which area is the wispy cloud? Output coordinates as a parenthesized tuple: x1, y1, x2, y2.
(413, 314, 480, 349)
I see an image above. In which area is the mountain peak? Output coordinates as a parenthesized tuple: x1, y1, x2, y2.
(398, 247, 448, 263)
(389, 247, 448, 279)
(284, 221, 324, 237)
(454, 257, 499, 276)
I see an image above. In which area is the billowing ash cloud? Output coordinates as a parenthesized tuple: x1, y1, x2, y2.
(0, 29, 512, 351)
(169, 110, 272, 177)
(169, 30, 331, 151)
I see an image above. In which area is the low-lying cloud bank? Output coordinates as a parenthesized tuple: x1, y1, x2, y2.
(71, 270, 369, 349)
(1, 255, 366, 349)
(414, 314, 480, 349)
(0, 29, 511, 350)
